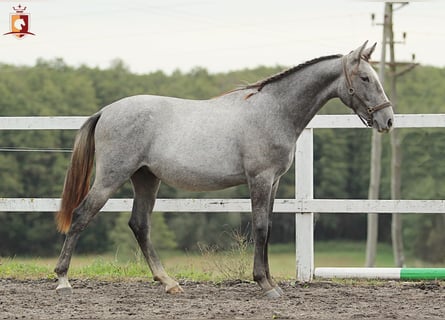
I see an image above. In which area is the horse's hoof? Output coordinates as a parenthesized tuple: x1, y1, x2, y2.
(166, 284, 184, 294)
(56, 286, 73, 296)
(56, 277, 72, 296)
(264, 288, 281, 299)
(274, 286, 284, 295)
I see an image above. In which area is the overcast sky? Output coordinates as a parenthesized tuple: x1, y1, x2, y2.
(1, 0, 444, 74)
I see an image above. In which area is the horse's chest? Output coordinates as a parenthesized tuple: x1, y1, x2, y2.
(273, 145, 295, 176)
(244, 141, 295, 178)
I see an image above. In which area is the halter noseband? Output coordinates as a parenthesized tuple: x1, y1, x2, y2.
(342, 55, 392, 127)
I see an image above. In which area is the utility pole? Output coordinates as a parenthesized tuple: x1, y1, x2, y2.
(388, 2, 406, 267)
(366, 2, 417, 268)
(365, 3, 390, 267)
(388, 2, 418, 267)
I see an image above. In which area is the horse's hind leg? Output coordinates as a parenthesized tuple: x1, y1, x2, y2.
(129, 167, 183, 294)
(55, 183, 120, 294)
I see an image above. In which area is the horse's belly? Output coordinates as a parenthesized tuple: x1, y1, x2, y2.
(148, 155, 246, 191)
(147, 127, 246, 191)
(152, 166, 246, 191)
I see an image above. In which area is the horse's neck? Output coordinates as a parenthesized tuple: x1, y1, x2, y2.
(268, 58, 342, 133)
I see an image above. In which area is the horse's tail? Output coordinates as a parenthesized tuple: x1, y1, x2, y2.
(56, 112, 101, 234)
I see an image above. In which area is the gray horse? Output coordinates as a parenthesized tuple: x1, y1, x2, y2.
(55, 41, 393, 298)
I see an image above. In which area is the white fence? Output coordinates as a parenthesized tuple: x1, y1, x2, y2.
(1, 114, 445, 281)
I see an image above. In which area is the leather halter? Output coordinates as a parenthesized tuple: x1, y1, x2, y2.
(342, 55, 392, 127)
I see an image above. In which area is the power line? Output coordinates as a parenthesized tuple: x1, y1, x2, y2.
(0, 147, 72, 153)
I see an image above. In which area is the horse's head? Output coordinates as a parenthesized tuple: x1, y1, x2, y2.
(339, 41, 394, 133)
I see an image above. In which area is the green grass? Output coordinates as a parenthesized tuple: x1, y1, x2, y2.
(0, 241, 442, 281)
(314, 241, 394, 267)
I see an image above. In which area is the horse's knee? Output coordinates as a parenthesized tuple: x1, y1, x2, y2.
(128, 216, 139, 232)
(253, 224, 268, 243)
(128, 218, 148, 241)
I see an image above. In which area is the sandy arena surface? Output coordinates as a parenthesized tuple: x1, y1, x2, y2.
(0, 278, 444, 319)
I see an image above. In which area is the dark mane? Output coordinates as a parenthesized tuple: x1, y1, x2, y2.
(225, 54, 343, 99)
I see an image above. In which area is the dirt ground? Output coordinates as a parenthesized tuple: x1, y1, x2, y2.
(0, 278, 444, 320)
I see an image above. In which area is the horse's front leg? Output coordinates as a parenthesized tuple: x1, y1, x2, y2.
(249, 173, 281, 298)
(264, 180, 284, 295)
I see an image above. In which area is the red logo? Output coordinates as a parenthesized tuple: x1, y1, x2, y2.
(4, 4, 35, 39)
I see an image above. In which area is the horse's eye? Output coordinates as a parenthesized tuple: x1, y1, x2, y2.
(360, 76, 370, 82)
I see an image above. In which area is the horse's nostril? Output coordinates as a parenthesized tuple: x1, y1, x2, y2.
(387, 118, 393, 128)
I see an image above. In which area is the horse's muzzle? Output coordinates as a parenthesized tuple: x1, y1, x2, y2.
(374, 114, 394, 133)
(372, 105, 394, 133)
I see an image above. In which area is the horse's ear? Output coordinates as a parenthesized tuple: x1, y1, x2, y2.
(350, 41, 369, 65)
(362, 42, 377, 61)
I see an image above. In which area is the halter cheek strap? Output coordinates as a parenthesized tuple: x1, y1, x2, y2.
(342, 55, 392, 127)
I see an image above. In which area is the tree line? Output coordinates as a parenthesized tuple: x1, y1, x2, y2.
(0, 58, 444, 263)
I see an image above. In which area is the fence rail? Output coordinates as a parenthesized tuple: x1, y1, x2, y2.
(1, 198, 444, 214)
(1, 114, 444, 281)
(0, 114, 444, 129)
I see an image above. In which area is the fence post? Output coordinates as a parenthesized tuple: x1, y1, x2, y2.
(295, 128, 314, 282)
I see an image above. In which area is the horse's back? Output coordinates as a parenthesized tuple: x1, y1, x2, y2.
(97, 94, 246, 147)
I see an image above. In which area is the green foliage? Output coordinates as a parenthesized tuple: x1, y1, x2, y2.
(167, 212, 242, 251)
(404, 213, 445, 263)
(0, 213, 62, 256)
(0, 59, 444, 263)
(198, 228, 252, 281)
